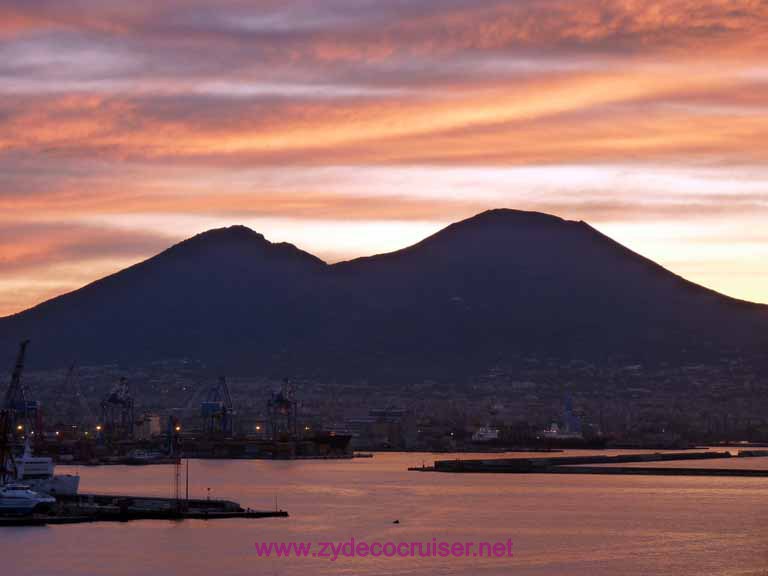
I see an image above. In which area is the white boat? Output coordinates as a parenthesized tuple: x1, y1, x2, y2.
(125, 449, 169, 464)
(472, 426, 500, 442)
(539, 423, 584, 440)
(13, 442, 80, 496)
(0, 483, 56, 515)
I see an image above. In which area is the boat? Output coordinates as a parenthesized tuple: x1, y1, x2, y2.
(539, 423, 584, 441)
(124, 449, 174, 465)
(0, 483, 56, 516)
(472, 426, 500, 443)
(13, 441, 80, 496)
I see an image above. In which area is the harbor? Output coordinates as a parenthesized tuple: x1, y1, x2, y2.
(4, 452, 768, 576)
(1, 343, 289, 526)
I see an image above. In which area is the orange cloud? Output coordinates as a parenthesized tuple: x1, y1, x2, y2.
(0, 0, 767, 314)
(2, 64, 761, 166)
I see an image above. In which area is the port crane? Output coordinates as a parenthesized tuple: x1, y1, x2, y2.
(267, 379, 297, 442)
(201, 377, 235, 438)
(100, 377, 135, 441)
(2, 339, 40, 431)
(54, 363, 96, 426)
(0, 340, 30, 483)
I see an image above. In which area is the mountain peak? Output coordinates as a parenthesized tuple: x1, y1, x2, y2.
(334, 209, 587, 270)
(186, 225, 267, 244)
(177, 224, 327, 267)
(116, 224, 327, 274)
(463, 208, 570, 226)
(424, 208, 581, 248)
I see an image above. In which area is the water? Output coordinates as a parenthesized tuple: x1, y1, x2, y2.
(2, 451, 768, 575)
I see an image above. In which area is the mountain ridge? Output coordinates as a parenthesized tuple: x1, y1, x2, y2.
(1, 209, 766, 379)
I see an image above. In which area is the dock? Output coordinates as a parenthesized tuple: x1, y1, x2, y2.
(418, 450, 768, 477)
(0, 493, 288, 527)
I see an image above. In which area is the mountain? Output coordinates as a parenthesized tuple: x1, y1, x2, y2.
(1, 209, 766, 381)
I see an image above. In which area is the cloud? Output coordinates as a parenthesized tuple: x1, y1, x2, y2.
(4, 1, 767, 55)
(0, 222, 177, 316)
(0, 223, 175, 274)
(0, 0, 766, 312)
(3, 67, 765, 166)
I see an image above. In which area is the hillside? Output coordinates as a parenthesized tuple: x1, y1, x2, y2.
(1, 210, 766, 381)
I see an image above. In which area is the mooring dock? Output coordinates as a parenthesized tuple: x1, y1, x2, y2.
(417, 450, 768, 476)
(0, 493, 288, 527)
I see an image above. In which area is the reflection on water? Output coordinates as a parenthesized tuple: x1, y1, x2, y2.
(2, 451, 768, 576)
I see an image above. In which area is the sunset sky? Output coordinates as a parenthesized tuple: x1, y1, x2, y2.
(1, 0, 767, 316)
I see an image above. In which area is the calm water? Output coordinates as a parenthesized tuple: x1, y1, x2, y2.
(2, 450, 768, 576)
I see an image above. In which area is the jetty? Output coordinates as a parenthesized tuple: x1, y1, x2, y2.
(417, 450, 768, 476)
(0, 493, 288, 526)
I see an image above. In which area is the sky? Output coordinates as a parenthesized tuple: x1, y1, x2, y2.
(1, 0, 767, 316)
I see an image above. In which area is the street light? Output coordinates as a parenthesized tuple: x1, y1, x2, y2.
(95, 425, 102, 432)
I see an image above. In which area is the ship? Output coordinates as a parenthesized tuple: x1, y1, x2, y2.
(12, 441, 80, 496)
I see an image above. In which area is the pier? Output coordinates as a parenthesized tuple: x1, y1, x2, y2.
(0, 493, 288, 527)
(418, 450, 768, 476)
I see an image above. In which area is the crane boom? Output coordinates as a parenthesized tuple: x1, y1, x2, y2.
(3, 339, 30, 410)
(1, 339, 30, 484)
(201, 376, 235, 437)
